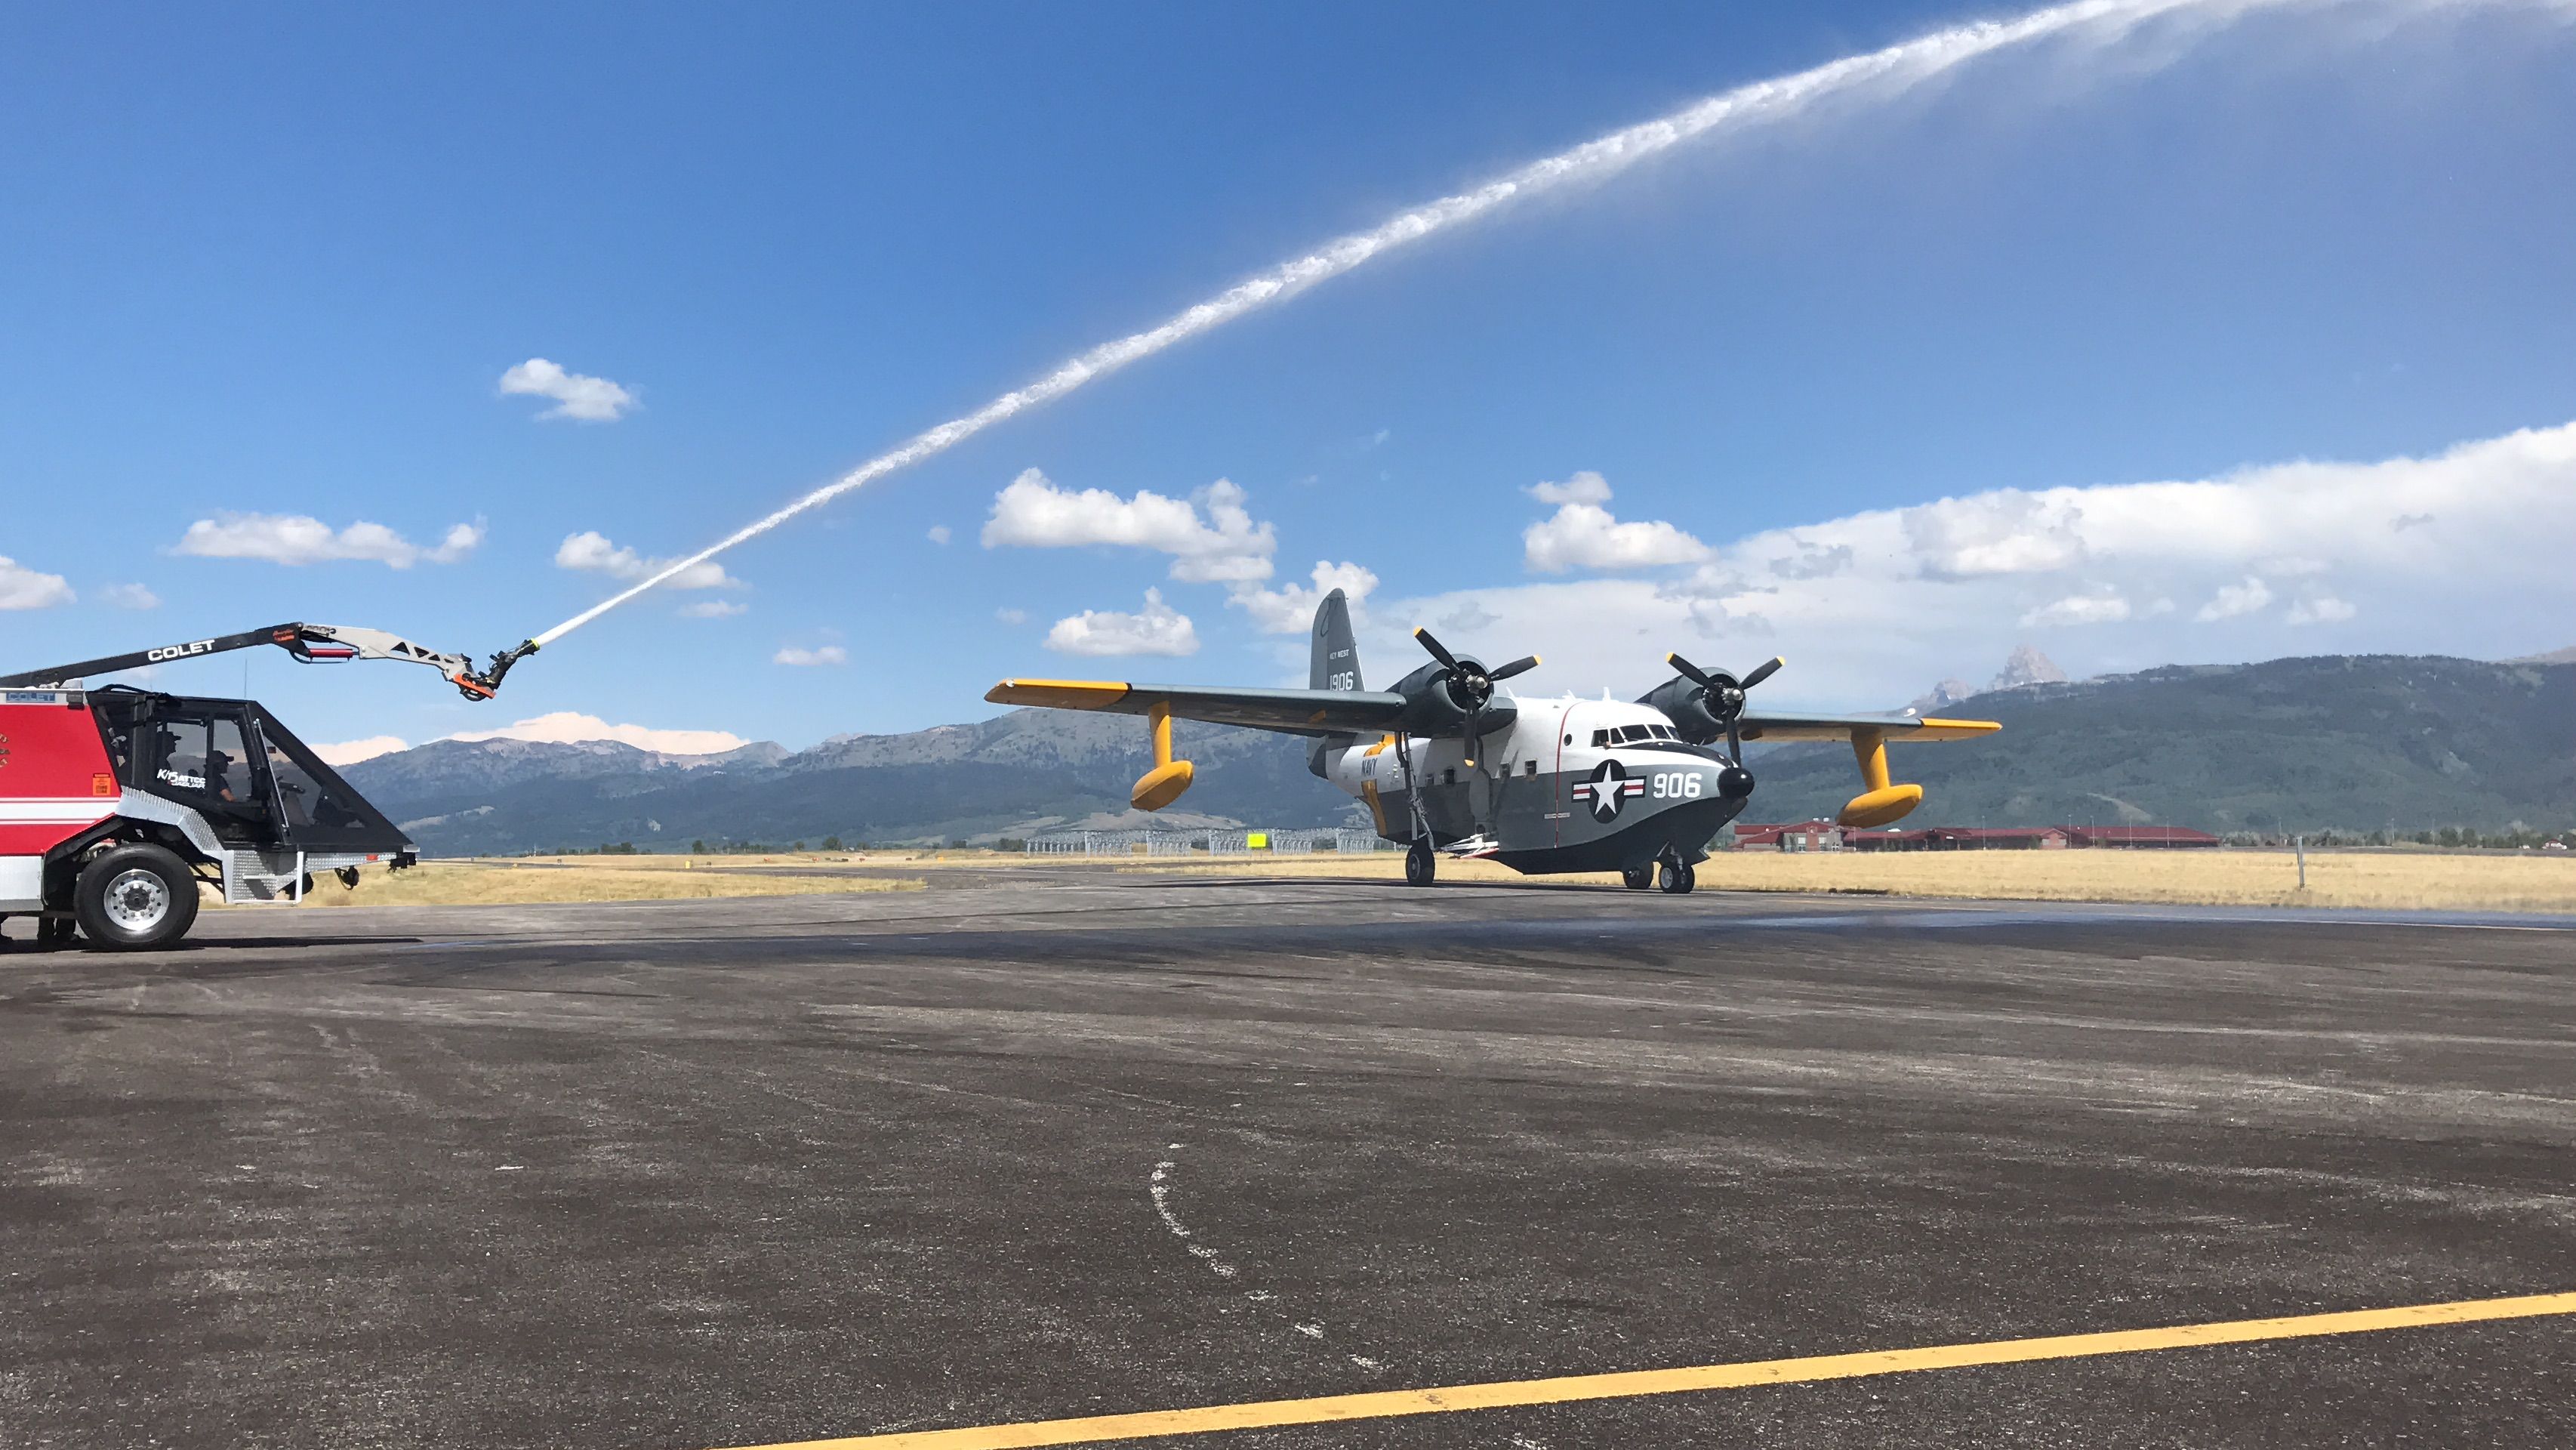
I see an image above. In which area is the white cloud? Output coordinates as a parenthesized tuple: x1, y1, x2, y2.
(1045, 588, 1199, 657)
(1901, 491, 2088, 578)
(100, 582, 160, 609)
(445, 712, 747, 754)
(1229, 560, 1379, 634)
(2021, 591, 2132, 627)
(1522, 473, 1709, 573)
(1528, 471, 1613, 507)
(679, 599, 747, 619)
(995, 607, 1028, 625)
(499, 357, 637, 422)
(2195, 575, 2273, 622)
(2287, 594, 2357, 625)
(982, 470, 1274, 584)
(926, 525, 952, 545)
(0, 557, 75, 610)
(554, 530, 741, 591)
(773, 644, 849, 667)
(1367, 418, 2576, 709)
(172, 515, 483, 568)
(313, 735, 409, 767)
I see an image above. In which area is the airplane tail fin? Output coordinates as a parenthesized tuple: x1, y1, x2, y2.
(1309, 589, 1361, 692)
(1307, 590, 1363, 780)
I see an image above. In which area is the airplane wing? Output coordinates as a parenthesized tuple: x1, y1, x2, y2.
(1738, 711, 2001, 742)
(985, 678, 1410, 736)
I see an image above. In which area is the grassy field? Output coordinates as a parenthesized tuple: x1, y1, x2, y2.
(217, 857, 926, 908)
(1129, 847, 2576, 912)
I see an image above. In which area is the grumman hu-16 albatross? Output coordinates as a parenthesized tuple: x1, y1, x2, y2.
(988, 591, 1998, 892)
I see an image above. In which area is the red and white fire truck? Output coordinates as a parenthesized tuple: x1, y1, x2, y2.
(0, 624, 528, 951)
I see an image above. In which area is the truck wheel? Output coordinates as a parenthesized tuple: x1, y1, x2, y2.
(74, 844, 200, 951)
(1404, 841, 1436, 887)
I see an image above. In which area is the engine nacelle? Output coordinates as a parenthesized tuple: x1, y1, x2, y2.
(1388, 660, 1518, 740)
(1638, 674, 1737, 745)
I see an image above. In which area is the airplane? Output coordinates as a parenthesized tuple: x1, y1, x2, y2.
(986, 591, 1999, 893)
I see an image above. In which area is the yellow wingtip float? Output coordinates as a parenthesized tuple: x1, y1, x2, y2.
(1130, 702, 1196, 811)
(1831, 718, 2000, 828)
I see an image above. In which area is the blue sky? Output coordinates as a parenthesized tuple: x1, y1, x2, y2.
(5, 1, 2573, 758)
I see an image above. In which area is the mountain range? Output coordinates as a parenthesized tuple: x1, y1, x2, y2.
(343, 649, 2576, 853)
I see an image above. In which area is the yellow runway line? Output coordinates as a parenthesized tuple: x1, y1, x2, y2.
(716, 1291, 2576, 1450)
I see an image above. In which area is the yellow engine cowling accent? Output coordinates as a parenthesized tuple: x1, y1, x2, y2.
(1838, 729, 1925, 828)
(1131, 702, 1196, 811)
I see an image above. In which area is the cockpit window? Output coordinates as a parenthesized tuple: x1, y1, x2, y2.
(1591, 730, 1610, 748)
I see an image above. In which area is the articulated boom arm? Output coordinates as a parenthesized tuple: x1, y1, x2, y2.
(0, 622, 535, 702)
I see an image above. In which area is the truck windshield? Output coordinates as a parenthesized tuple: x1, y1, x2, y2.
(248, 706, 406, 852)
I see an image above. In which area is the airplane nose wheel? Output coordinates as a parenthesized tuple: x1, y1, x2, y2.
(1404, 840, 1437, 887)
(1656, 853, 1696, 895)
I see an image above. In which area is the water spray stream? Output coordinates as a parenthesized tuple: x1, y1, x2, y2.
(528, 0, 2380, 651)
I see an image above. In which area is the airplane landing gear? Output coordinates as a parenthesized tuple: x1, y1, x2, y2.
(1404, 841, 1437, 887)
(1621, 863, 1653, 891)
(1656, 853, 1696, 895)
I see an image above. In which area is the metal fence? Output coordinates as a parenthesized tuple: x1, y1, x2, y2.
(1023, 828, 1397, 858)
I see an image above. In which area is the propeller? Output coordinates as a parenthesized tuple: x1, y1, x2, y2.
(1413, 628, 1539, 767)
(1665, 652, 1783, 762)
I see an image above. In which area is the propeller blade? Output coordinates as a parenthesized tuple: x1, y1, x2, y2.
(1665, 652, 1715, 688)
(1487, 654, 1540, 681)
(1461, 704, 1484, 767)
(1739, 656, 1786, 690)
(1412, 627, 1459, 670)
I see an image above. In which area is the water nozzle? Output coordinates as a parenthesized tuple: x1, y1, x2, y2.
(454, 638, 540, 701)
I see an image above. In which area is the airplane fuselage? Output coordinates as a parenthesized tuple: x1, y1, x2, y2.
(1317, 694, 1752, 874)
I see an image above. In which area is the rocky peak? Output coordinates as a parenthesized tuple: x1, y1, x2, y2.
(1989, 644, 2067, 692)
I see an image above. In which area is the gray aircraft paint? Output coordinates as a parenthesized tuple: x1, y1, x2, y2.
(1321, 695, 1748, 873)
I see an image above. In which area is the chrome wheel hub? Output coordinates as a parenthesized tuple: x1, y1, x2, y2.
(103, 868, 171, 931)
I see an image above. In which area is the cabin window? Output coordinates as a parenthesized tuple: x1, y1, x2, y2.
(1524, 760, 1538, 777)
(1442, 768, 1455, 785)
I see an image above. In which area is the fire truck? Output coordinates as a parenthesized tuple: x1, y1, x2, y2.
(0, 624, 529, 951)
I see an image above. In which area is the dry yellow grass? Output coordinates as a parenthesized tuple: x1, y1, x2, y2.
(1129, 847, 2576, 913)
(208, 859, 925, 909)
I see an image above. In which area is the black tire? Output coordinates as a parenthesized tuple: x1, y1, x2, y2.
(1622, 864, 1654, 890)
(1658, 858, 1696, 895)
(1404, 841, 1436, 887)
(73, 844, 200, 951)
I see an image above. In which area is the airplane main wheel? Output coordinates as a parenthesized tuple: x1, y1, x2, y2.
(74, 844, 199, 951)
(1657, 858, 1696, 895)
(1404, 841, 1436, 887)
(1622, 864, 1654, 890)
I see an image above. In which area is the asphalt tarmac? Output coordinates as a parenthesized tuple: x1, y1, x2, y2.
(5, 870, 2574, 1448)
